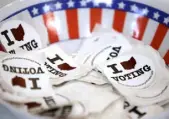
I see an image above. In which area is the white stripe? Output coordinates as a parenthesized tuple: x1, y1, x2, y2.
(34, 16, 49, 47)
(123, 13, 139, 37)
(158, 30, 169, 57)
(53, 11, 69, 41)
(19, 11, 49, 47)
(142, 20, 159, 45)
(78, 9, 90, 38)
(101, 9, 114, 28)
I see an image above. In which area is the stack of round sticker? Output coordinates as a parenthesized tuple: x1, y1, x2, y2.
(97, 44, 169, 106)
(74, 28, 133, 68)
(0, 51, 72, 114)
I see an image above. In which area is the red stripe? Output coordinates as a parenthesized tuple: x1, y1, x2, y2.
(113, 10, 126, 33)
(90, 8, 102, 32)
(150, 24, 168, 50)
(43, 12, 59, 44)
(66, 9, 79, 39)
(164, 50, 169, 65)
(132, 16, 149, 40)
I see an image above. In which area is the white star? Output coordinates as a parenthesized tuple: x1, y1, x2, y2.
(93, 1, 100, 7)
(32, 7, 39, 15)
(118, 2, 125, 9)
(67, 0, 75, 8)
(153, 12, 160, 20)
(80, 0, 87, 7)
(55, 2, 62, 9)
(164, 17, 169, 24)
(142, 8, 149, 15)
(43, 4, 50, 12)
(106, 2, 113, 7)
(131, 4, 138, 12)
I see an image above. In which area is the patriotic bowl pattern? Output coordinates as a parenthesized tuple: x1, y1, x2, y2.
(0, 0, 169, 65)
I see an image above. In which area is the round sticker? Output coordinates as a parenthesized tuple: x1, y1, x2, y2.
(0, 20, 42, 53)
(40, 44, 77, 79)
(91, 41, 132, 66)
(0, 52, 53, 97)
(125, 85, 169, 106)
(75, 33, 132, 67)
(103, 54, 156, 89)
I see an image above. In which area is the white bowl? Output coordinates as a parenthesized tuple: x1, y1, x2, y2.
(0, 0, 169, 119)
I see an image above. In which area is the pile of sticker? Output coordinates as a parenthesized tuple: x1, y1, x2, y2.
(0, 20, 169, 119)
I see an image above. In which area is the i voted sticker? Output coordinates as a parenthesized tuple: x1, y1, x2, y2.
(102, 54, 155, 89)
(40, 44, 77, 79)
(75, 32, 132, 67)
(124, 101, 164, 119)
(0, 52, 53, 97)
(91, 39, 132, 67)
(0, 20, 42, 53)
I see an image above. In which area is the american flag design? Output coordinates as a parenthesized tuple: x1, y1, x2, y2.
(1, 0, 169, 65)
